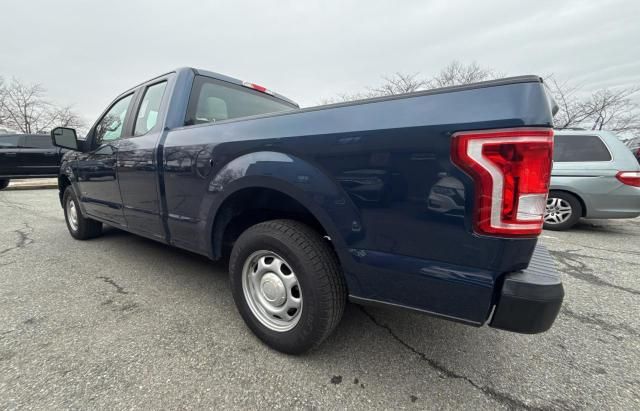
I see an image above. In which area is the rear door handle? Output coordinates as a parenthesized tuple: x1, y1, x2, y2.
(5, 152, 17, 156)
(44, 151, 56, 156)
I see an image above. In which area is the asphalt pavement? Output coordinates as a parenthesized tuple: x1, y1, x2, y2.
(1, 189, 639, 409)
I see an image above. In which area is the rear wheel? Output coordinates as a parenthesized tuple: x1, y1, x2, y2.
(544, 191, 582, 231)
(0, 179, 9, 190)
(229, 219, 346, 354)
(63, 186, 103, 240)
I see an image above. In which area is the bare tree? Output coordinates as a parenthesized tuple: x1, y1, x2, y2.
(320, 91, 372, 105)
(1, 78, 49, 133)
(322, 61, 500, 103)
(0, 76, 8, 127)
(544, 76, 591, 129)
(0, 77, 84, 134)
(322, 61, 640, 137)
(429, 60, 502, 88)
(583, 87, 640, 133)
(545, 75, 640, 135)
(49, 105, 85, 130)
(322, 72, 430, 104)
(369, 72, 430, 95)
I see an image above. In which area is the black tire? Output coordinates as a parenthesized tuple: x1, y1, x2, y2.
(544, 191, 582, 231)
(62, 186, 103, 240)
(229, 219, 346, 354)
(0, 179, 9, 190)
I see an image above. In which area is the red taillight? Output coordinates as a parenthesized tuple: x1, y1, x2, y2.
(242, 81, 274, 95)
(451, 128, 555, 237)
(616, 171, 640, 187)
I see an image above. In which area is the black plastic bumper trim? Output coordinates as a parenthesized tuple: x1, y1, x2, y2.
(490, 244, 564, 334)
(349, 295, 482, 326)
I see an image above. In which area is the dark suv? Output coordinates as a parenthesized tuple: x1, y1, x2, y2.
(0, 134, 65, 190)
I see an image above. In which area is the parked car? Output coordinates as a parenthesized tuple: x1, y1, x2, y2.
(626, 137, 640, 164)
(544, 130, 640, 230)
(0, 134, 66, 190)
(427, 176, 465, 216)
(51, 67, 564, 354)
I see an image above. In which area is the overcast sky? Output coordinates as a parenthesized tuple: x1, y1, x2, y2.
(1, 0, 638, 122)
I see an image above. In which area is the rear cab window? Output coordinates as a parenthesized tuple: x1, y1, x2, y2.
(553, 134, 612, 162)
(184, 76, 297, 126)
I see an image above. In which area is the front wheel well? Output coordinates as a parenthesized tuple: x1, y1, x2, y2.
(548, 189, 586, 217)
(58, 175, 71, 206)
(212, 187, 329, 260)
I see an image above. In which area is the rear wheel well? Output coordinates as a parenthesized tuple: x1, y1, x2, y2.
(212, 187, 329, 260)
(549, 189, 586, 217)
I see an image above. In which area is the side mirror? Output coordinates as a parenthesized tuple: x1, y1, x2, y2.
(51, 127, 80, 151)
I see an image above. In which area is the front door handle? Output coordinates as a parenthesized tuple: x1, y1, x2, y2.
(5, 152, 17, 156)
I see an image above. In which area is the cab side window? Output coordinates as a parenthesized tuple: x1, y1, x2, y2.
(95, 94, 134, 145)
(0, 135, 20, 148)
(134, 81, 167, 136)
(24, 135, 54, 149)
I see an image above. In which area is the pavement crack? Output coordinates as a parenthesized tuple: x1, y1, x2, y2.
(359, 307, 556, 411)
(96, 276, 129, 294)
(0, 223, 35, 256)
(549, 249, 640, 296)
(561, 307, 639, 338)
(15, 223, 34, 248)
(0, 196, 64, 221)
(0, 197, 39, 214)
(546, 239, 637, 256)
(548, 249, 640, 267)
(0, 329, 16, 340)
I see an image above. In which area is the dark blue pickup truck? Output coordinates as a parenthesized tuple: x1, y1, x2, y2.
(52, 67, 563, 354)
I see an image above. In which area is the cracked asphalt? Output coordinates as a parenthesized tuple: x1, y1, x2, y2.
(1, 189, 639, 410)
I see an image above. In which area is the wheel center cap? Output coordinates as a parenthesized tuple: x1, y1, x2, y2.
(260, 273, 286, 306)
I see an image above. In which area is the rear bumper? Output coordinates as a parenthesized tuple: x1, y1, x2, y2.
(490, 245, 563, 334)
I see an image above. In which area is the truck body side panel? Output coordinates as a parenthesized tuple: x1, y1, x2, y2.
(161, 78, 554, 323)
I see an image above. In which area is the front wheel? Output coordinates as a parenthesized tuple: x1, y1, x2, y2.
(0, 179, 9, 190)
(229, 219, 346, 354)
(63, 186, 103, 240)
(544, 191, 582, 231)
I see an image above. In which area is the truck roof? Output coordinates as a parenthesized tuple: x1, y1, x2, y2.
(125, 67, 299, 108)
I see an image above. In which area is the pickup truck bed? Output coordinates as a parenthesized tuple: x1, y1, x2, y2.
(53, 67, 563, 353)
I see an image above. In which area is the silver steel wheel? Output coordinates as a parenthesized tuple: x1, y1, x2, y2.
(544, 197, 572, 225)
(66, 197, 79, 231)
(241, 250, 303, 332)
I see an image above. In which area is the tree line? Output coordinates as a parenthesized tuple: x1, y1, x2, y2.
(323, 61, 640, 139)
(0, 76, 84, 135)
(3, 62, 638, 138)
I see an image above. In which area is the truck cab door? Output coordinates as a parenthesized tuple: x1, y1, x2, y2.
(0, 135, 22, 177)
(76, 93, 134, 226)
(115, 79, 169, 240)
(20, 135, 60, 176)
